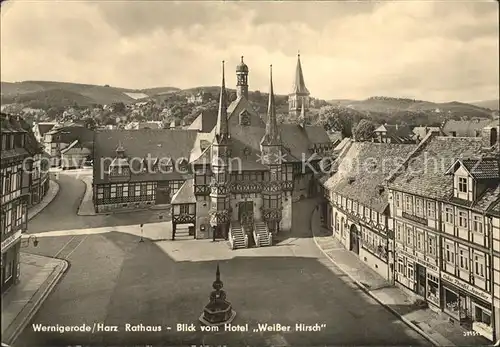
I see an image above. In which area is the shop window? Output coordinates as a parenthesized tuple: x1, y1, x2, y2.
(397, 258, 404, 275)
(444, 288, 460, 318)
(407, 262, 414, 280)
(474, 305, 491, 326)
(427, 274, 439, 303)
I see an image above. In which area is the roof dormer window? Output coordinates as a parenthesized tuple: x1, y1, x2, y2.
(458, 177, 467, 193)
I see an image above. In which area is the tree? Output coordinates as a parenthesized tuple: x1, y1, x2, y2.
(353, 119, 376, 141)
(112, 102, 126, 113)
(317, 105, 363, 138)
(84, 117, 98, 130)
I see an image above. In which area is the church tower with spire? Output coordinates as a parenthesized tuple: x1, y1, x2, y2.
(260, 65, 285, 234)
(209, 61, 231, 240)
(236, 56, 249, 100)
(288, 52, 310, 123)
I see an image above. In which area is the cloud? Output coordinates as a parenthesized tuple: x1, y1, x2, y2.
(1, 0, 498, 102)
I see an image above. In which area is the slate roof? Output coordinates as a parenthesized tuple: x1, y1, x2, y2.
(1, 113, 28, 134)
(374, 124, 414, 143)
(171, 179, 196, 204)
(324, 141, 416, 212)
(36, 123, 57, 137)
(412, 127, 443, 141)
(442, 118, 497, 137)
(388, 136, 486, 200)
(93, 129, 199, 184)
(61, 140, 92, 156)
(49, 125, 94, 144)
(187, 109, 218, 133)
(474, 185, 500, 213)
(487, 196, 500, 217)
(446, 157, 499, 179)
(290, 54, 310, 95)
(304, 125, 331, 144)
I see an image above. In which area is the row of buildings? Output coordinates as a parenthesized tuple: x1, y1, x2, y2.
(1, 113, 52, 294)
(318, 122, 500, 341)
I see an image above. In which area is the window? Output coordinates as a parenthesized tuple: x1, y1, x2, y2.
(110, 185, 117, 198)
(396, 223, 403, 242)
(416, 230, 424, 251)
(135, 184, 141, 197)
(4, 173, 11, 195)
(405, 195, 413, 213)
(428, 235, 436, 256)
(195, 174, 208, 185)
(426, 201, 435, 219)
(475, 305, 491, 326)
(216, 197, 228, 211)
(415, 198, 423, 216)
(407, 262, 414, 279)
(459, 248, 469, 270)
(217, 172, 226, 182)
(395, 192, 401, 208)
(398, 257, 404, 274)
(353, 201, 358, 213)
(458, 210, 468, 228)
(371, 210, 377, 222)
(458, 177, 468, 193)
(97, 187, 104, 199)
(129, 184, 136, 197)
(140, 183, 147, 196)
(474, 254, 485, 277)
(406, 226, 413, 246)
(446, 243, 455, 263)
(116, 184, 123, 198)
(282, 165, 293, 181)
(445, 207, 454, 224)
(146, 184, 153, 196)
(473, 216, 483, 233)
(180, 204, 189, 214)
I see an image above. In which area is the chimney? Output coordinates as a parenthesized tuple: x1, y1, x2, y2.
(481, 126, 498, 148)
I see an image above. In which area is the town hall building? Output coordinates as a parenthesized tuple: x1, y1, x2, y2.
(92, 54, 334, 249)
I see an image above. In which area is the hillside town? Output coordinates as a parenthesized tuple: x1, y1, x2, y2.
(1, 50, 499, 347)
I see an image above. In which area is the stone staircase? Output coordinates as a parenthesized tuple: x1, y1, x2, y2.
(229, 221, 248, 250)
(253, 221, 273, 247)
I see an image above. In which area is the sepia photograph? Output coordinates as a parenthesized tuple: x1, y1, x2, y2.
(1, 0, 499, 346)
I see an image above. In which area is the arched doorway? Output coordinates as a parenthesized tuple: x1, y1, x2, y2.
(349, 224, 360, 254)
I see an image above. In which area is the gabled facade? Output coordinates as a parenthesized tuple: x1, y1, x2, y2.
(387, 130, 500, 341)
(373, 124, 416, 144)
(1, 114, 30, 294)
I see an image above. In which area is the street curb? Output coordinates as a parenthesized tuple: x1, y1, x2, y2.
(309, 206, 442, 347)
(5, 257, 69, 345)
(28, 180, 60, 221)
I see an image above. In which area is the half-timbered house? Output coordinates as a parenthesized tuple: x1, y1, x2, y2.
(92, 54, 331, 249)
(1, 114, 29, 294)
(387, 128, 500, 341)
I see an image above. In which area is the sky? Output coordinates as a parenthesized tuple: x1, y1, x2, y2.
(1, 0, 498, 102)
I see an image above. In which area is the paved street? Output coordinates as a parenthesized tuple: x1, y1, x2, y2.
(28, 174, 170, 234)
(15, 175, 429, 346)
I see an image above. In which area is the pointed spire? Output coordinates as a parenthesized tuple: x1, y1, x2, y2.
(291, 52, 310, 95)
(212, 263, 223, 290)
(215, 60, 228, 141)
(262, 65, 280, 145)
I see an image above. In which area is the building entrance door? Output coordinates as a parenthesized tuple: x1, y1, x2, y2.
(349, 224, 360, 254)
(238, 201, 254, 228)
(416, 264, 426, 297)
(155, 181, 171, 205)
